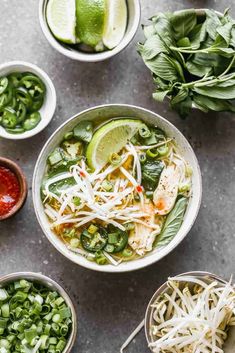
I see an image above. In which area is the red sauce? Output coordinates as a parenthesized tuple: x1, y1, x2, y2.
(0, 166, 20, 217)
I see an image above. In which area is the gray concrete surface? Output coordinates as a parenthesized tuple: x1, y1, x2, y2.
(0, 0, 235, 352)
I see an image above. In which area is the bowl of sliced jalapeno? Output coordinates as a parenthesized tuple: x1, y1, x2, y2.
(0, 61, 56, 140)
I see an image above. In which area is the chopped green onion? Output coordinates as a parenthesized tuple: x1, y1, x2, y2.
(1, 304, 9, 318)
(139, 153, 146, 164)
(72, 196, 81, 207)
(109, 152, 121, 166)
(146, 148, 159, 158)
(52, 314, 61, 323)
(87, 224, 98, 234)
(101, 179, 113, 191)
(122, 249, 133, 257)
(157, 144, 169, 156)
(139, 124, 151, 138)
(124, 223, 135, 231)
(0, 290, 8, 301)
(70, 238, 79, 248)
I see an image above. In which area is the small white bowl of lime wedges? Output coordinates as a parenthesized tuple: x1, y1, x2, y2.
(39, 0, 140, 62)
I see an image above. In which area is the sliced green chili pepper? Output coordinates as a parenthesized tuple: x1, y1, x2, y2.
(20, 74, 45, 98)
(1, 107, 17, 128)
(16, 102, 27, 123)
(81, 226, 108, 252)
(8, 73, 22, 88)
(16, 87, 33, 108)
(0, 77, 8, 94)
(23, 112, 41, 131)
(29, 96, 44, 112)
(106, 228, 128, 253)
(0, 84, 13, 108)
(6, 127, 25, 134)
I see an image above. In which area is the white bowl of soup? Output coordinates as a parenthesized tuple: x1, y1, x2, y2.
(33, 104, 202, 272)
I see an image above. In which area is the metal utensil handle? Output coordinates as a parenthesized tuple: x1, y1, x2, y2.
(120, 319, 145, 353)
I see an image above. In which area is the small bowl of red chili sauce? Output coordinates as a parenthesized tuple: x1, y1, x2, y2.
(0, 157, 27, 220)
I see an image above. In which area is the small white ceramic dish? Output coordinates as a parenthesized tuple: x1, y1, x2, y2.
(39, 0, 141, 62)
(145, 271, 235, 353)
(0, 272, 77, 353)
(33, 104, 202, 273)
(0, 61, 56, 140)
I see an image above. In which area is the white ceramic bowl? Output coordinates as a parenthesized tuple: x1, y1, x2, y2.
(145, 271, 235, 353)
(0, 61, 56, 140)
(33, 104, 202, 273)
(0, 272, 77, 353)
(39, 0, 141, 62)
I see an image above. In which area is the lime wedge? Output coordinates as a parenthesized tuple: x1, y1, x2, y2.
(103, 0, 127, 49)
(86, 119, 143, 170)
(76, 0, 105, 47)
(46, 0, 77, 44)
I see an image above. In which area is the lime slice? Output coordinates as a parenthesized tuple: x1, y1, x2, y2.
(103, 0, 127, 49)
(46, 0, 77, 44)
(76, 0, 105, 47)
(86, 119, 143, 170)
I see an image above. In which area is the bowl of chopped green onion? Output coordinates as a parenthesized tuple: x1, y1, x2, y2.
(0, 61, 56, 140)
(0, 272, 77, 353)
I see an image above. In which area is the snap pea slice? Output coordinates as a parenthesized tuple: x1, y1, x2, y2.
(23, 112, 41, 131)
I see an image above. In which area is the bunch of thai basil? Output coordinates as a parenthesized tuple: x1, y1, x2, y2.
(138, 8, 235, 117)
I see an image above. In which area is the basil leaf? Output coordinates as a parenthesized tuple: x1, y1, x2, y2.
(205, 9, 222, 40)
(171, 96, 192, 119)
(153, 90, 170, 102)
(156, 197, 188, 247)
(49, 177, 76, 196)
(230, 27, 235, 47)
(73, 121, 93, 143)
(170, 9, 197, 40)
(171, 88, 188, 105)
(177, 37, 191, 47)
(216, 22, 233, 44)
(152, 13, 174, 47)
(186, 60, 212, 77)
(144, 53, 181, 82)
(189, 22, 207, 49)
(143, 24, 156, 39)
(138, 34, 168, 60)
(141, 160, 164, 192)
(194, 85, 235, 99)
(193, 94, 235, 112)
